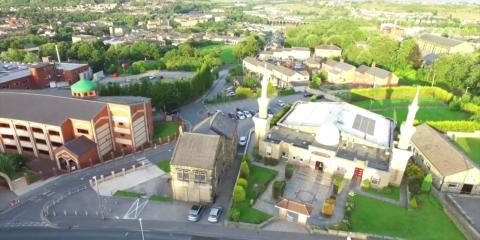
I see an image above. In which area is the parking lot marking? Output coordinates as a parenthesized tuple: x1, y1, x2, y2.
(123, 198, 149, 219)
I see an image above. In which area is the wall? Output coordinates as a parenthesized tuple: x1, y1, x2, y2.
(0, 75, 33, 89)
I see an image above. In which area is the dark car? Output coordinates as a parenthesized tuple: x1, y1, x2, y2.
(314, 94, 324, 100)
(303, 93, 314, 97)
(167, 109, 180, 115)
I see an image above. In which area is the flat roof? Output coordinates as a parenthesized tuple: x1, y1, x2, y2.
(280, 101, 394, 148)
(57, 62, 89, 71)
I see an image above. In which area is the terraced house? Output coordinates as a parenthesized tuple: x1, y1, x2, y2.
(0, 79, 153, 172)
(243, 57, 309, 89)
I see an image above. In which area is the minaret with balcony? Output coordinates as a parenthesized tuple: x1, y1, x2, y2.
(398, 87, 420, 150)
(252, 73, 271, 145)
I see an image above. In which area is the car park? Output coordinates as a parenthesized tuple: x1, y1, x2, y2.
(243, 110, 252, 118)
(188, 205, 205, 222)
(207, 206, 223, 223)
(236, 111, 246, 120)
(239, 136, 247, 146)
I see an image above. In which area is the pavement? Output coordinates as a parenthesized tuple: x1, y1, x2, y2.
(0, 186, 17, 212)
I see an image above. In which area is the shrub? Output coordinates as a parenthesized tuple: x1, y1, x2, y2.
(327, 219, 350, 231)
(270, 104, 292, 127)
(410, 196, 418, 208)
(428, 121, 480, 133)
(333, 176, 345, 195)
(362, 179, 371, 189)
(421, 173, 433, 193)
(264, 157, 279, 166)
(310, 95, 317, 102)
(228, 208, 240, 221)
(285, 164, 295, 179)
(272, 180, 286, 200)
(240, 161, 250, 178)
(278, 88, 296, 96)
(235, 87, 256, 98)
(237, 178, 248, 189)
(233, 185, 246, 203)
(449, 99, 462, 111)
(229, 64, 243, 76)
(242, 154, 250, 163)
(252, 183, 266, 199)
(252, 147, 261, 160)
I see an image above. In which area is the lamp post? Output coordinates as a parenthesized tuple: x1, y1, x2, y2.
(138, 218, 145, 240)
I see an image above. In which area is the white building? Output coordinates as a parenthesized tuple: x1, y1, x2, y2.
(243, 57, 309, 89)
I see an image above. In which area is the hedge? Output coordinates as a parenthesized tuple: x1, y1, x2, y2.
(343, 86, 454, 103)
(272, 180, 286, 200)
(285, 164, 295, 179)
(427, 121, 480, 133)
(270, 104, 292, 127)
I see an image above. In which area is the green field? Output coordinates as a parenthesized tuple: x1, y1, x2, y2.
(156, 160, 171, 173)
(353, 99, 471, 126)
(454, 138, 480, 165)
(153, 121, 179, 139)
(231, 164, 277, 224)
(197, 43, 237, 64)
(351, 194, 465, 240)
(363, 186, 400, 201)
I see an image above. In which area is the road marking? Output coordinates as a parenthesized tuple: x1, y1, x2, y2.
(123, 198, 149, 219)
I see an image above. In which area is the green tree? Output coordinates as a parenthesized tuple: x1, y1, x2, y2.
(233, 185, 246, 203)
(236, 178, 248, 189)
(421, 173, 433, 192)
(228, 208, 241, 221)
(233, 34, 265, 59)
(0, 48, 24, 62)
(240, 161, 250, 179)
(23, 52, 39, 63)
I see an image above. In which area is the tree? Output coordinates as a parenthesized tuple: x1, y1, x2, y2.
(23, 52, 39, 63)
(394, 38, 422, 70)
(272, 181, 286, 200)
(236, 178, 248, 189)
(240, 161, 250, 179)
(421, 173, 433, 192)
(233, 34, 265, 59)
(242, 76, 258, 88)
(0, 48, 24, 62)
(233, 185, 246, 203)
(228, 208, 240, 221)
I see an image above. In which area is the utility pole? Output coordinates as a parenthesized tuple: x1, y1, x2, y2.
(139, 218, 145, 240)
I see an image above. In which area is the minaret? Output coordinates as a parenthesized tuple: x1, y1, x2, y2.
(253, 73, 271, 145)
(398, 87, 420, 150)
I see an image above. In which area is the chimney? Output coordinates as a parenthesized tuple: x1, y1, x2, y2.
(371, 62, 376, 68)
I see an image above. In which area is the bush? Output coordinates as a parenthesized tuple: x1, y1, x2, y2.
(278, 88, 296, 96)
(270, 104, 292, 127)
(333, 176, 345, 195)
(362, 179, 371, 189)
(237, 178, 248, 189)
(252, 183, 266, 199)
(428, 121, 480, 133)
(449, 99, 462, 111)
(229, 208, 241, 221)
(421, 173, 433, 193)
(235, 87, 256, 98)
(242, 76, 258, 88)
(410, 196, 418, 208)
(263, 157, 279, 166)
(229, 65, 243, 76)
(242, 154, 250, 163)
(240, 161, 250, 178)
(272, 180, 286, 200)
(285, 164, 295, 179)
(233, 185, 246, 203)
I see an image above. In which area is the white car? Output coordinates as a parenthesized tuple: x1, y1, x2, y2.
(208, 206, 223, 223)
(277, 100, 285, 107)
(236, 111, 246, 120)
(243, 110, 252, 118)
(227, 91, 236, 97)
(239, 136, 247, 146)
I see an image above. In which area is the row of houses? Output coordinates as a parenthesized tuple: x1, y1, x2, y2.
(258, 45, 342, 61)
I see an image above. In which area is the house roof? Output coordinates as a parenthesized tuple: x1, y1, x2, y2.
(275, 198, 313, 216)
(356, 65, 370, 74)
(418, 34, 464, 48)
(411, 124, 475, 176)
(209, 112, 237, 139)
(171, 133, 220, 170)
(71, 79, 97, 93)
(55, 136, 97, 158)
(366, 66, 391, 79)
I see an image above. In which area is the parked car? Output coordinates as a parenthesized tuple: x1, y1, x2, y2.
(303, 93, 313, 97)
(188, 205, 205, 222)
(239, 136, 247, 146)
(314, 94, 324, 100)
(226, 86, 234, 92)
(277, 100, 285, 107)
(227, 91, 236, 97)
(236, 107, 242, 112)
(236, 111, 246, 120)
(243, 110, 252, 118)
(228, 112, 236, 119)
(207, 206, 223, 223)
(148, 76, 155, 80)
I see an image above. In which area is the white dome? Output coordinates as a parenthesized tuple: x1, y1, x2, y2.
(315, 122, 340, 146)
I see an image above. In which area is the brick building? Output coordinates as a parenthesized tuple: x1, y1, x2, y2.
(0, 79, 153, 172)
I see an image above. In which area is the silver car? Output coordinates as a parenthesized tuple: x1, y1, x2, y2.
(188, 205, 204, 222)
(207, 206, 223, 223)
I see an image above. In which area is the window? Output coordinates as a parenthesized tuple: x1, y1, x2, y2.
(194, 170, 207, 183)
(1, 134, 14, 139)
(32, 127, 43, 133)
(15, 125, 27, 130)
(448, 183, 458, 189)
(19, 136, 30, 141)
(0, 123, 9, 128)
(35, 139, 47, 145)
(48, 130, 60, 136)
(5, 145, 17, 150)
(122, 144, 127, 147)
(120, 133, 125, 137)
(177, 169, 190, 181)
(38, 150, 49, 155)
(118, 122, 124, 126)
(51, 142, 62, 147)
(77, 129, 89, 134)
(22, 147, 33, 152)
(370, 177, 380, 185)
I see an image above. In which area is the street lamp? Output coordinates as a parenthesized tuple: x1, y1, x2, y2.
(138, 218, 145, 240)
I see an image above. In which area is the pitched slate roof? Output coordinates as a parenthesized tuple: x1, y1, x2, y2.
(55, 136, 97, 157)
(170, 133, 220, 170)
(411, 124, 475, 176)
(209, 112, 237, 139)
(419, 34, 464, 48)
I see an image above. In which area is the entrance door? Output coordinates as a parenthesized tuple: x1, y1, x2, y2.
(460, 184, 473, 194)
(354, 168, 364, 178)
(315, 161, 324, 171)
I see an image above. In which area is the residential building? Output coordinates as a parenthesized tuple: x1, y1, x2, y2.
(258, 47, 311, 61)
(0, 61, 91, 89)
(314, 45, 342, 59)
(0, 80, 153, 172)
(354, 63, 399, 87)
(109, 25, 129, 37)
(417, 33, 476, 56)
(243, 57, 309, 89)
(174, 13, 213, 27)
(411, 124, 480, 195)
(71, 34, 98, 43)
(322, 59, 356, 84)
(254, 85, 417, 189)
(170, 112, 237, 203)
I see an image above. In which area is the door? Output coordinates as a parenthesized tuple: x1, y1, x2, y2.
(460, 184, 473, 194)
(354, 168, 364, 178)
(315, 161, 324, 171)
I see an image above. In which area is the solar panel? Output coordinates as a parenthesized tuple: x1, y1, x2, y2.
(352, 114, 376, 136)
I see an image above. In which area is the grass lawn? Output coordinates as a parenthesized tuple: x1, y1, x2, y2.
(150, 194, 172, 202)
(114, 191, 141, 198)
(351, 194, 465, 240)
(231, 164, 277, 224)
(153, 121, 179, 139)
(363, 186, 400, 201)
(454, 138, 480, 165)
(353, 99, 471, 126)
(156, 160, 171, 173)
(197, 43, 237, 64)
